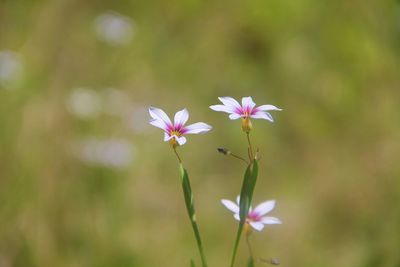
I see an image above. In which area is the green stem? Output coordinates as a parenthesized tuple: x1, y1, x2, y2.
(246, 133, 254, 161)
(173, 147, 182, 163)
(246, 234, 254, 259)
(230, 223, 244, 267)
(188, 214, 208, 267)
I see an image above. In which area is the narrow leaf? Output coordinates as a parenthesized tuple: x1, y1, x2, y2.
(190, 259, 196, 267)
(179, 164, 208, 267)
(230, 160, 259, 267)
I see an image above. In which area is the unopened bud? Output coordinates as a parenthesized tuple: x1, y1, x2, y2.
(241, 117, 252, 133)
(217, 148, 231, 155)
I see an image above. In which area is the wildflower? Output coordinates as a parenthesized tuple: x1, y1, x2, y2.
(221, 196, 282, 232)
(149, 107, 212, 147)
(210, 97, 281, 132)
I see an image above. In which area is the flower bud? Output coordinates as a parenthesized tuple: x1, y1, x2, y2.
(241, 117, 252, 133)
(217, 148, 231, 155)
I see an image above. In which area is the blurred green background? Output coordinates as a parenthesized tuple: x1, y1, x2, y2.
(1, 1, 400, 266)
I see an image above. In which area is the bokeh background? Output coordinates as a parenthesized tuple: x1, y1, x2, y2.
(1, 1, 400, 266)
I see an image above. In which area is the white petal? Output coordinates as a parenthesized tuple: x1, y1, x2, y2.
(236, 195, 240, 205)
(242, 97, 256, 110)
(150, 119, 167, 130)
(221, 199, 239, 214)
(250, 222, 265, 231)
(257, 105, 282, 111)
(254, 200, 276, 216)
(229, 113, 242, 120)
(251, 111, 274, 122)
(164, 132, 173, 141)
(184, 122, 212, 134)
(209, 104, 235, 113)
(218, 97, 241, 110)
(261, 216, 282, 224)
(234, 213, 240, 221)
(149, 107, 172, 125)
(174, 108, 189, 126)
(176, 136, 187, 146)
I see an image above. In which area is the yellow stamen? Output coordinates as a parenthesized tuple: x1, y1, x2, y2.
(169, 131, 182, 148)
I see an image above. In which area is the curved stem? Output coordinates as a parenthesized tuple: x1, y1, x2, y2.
(230, 153, 250, 165)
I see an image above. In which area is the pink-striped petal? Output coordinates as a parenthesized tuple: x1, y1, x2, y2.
(176, 136, 187, 146)
(209, 104, 235, 113)
(174, 108, 189, 127)
(242, 97, 256, 110)
(184, 122, 212, 134)
(249, 222, 265, 231)
(254, 200, 276, 216)
(218, 97, 242, 110)
(257, 104, 282, 111)
(164, 132, 173, 141)
(150, 119, 168, 131)
(229, 113, 242, 120)
(221, 199, 239, 214)
(149, 107, 172, 125)
(261, 216, 282, 224)
(251, 111, 274, 122)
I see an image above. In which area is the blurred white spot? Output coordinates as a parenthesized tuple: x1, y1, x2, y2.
(66, 88, 102, 119)
(94, 11, 135, 46)
(102, 88, 131, 116)
(125, 104, 151, 134)
(76, 138, 135, 169)
(0, 50, 24, 88)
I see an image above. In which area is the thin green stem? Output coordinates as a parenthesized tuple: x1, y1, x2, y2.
(189, 216, 208, 267)
(246, 133, 254, 161)
(230, 153, 250, 165)
(246, 234, 254, 259)
(230, 223, 243, 267)
(173, 147, 182, 163)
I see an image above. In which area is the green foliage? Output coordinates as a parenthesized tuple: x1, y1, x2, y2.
(231, 160, 259, 267)
(180, 164, 208, 267)
(1, 0, 399, 266)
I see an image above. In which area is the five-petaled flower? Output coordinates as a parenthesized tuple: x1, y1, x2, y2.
(210, 96, 282, 132)
(149, 107, 212, 147)
(221, 196, 282, 232)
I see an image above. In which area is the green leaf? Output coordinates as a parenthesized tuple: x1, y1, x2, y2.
(230, 160, 259, 267)
(179, 164, 208, 267)
(239, 159, 258, 223)
(180, 165, 195, 219)
(190, 259, 196, 267)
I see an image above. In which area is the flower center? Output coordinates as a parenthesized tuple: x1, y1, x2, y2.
(247, 211, 261, 222)
(170, 130, 182, 137)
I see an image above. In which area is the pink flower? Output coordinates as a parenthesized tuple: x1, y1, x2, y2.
(221, 196, 282, 231)
(210, 96, 281, 122)
(149, 107, 212, 146)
